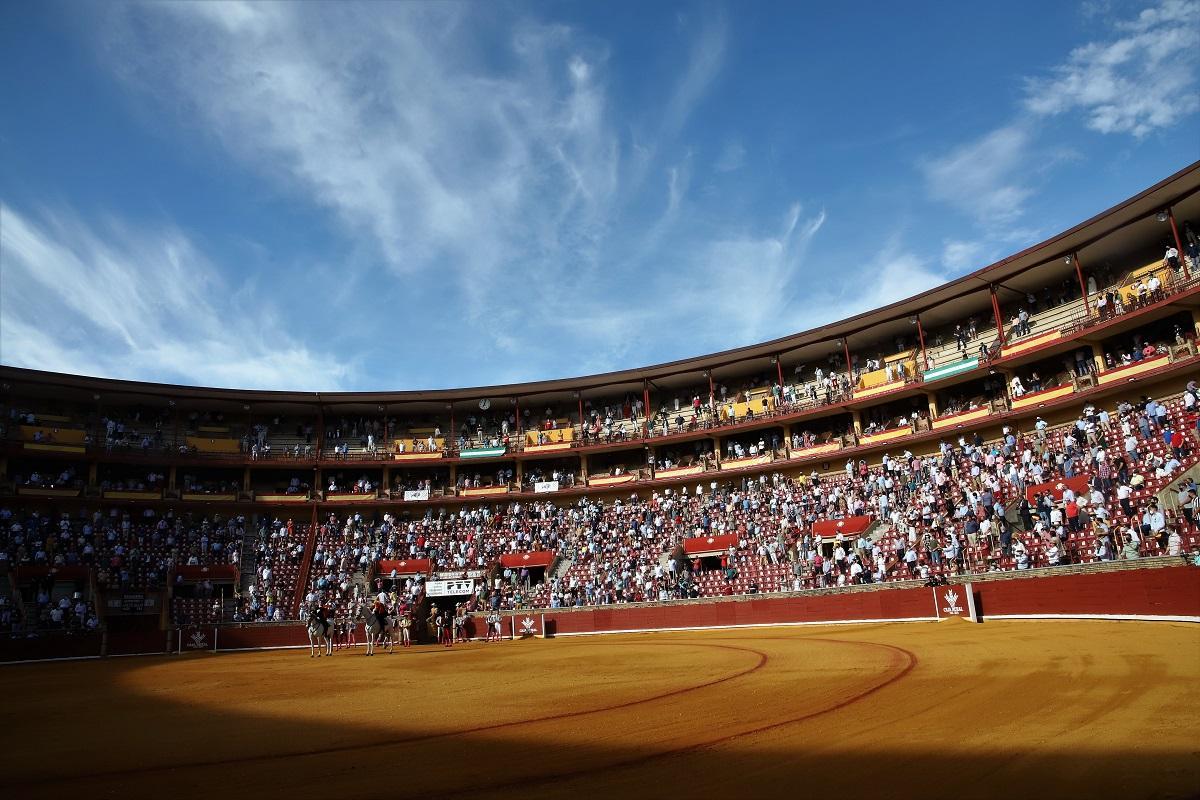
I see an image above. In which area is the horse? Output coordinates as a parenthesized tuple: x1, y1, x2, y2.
(306, 611, 333, 658)
(361, 604, 395, 656)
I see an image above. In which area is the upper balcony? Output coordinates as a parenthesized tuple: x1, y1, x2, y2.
(1, 162, 1198, 476)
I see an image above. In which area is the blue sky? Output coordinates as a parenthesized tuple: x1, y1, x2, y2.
(1, 0, 1197, 391)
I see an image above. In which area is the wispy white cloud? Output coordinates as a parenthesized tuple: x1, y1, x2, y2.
(941, 239, 986, 272)
(0, 205, 351, 390)
(1024, 0, 1200, 137)
(921, 124, 1036, 226)
(920, 0, 1195, 254)
(466, 202, 830, 379)
(661, 204, 827, 348)
(105, 3, 619, 304)
(86, 2, 800, 385)
(825, 244, 953, 323)
(659, 13, 727, 141)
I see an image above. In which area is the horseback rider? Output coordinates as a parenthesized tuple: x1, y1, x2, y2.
(372, 592, 389, 632)
(312, 602, 331, 639)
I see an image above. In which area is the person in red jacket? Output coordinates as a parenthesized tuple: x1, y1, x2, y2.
(1170, 428, 1187, 459)
(1065, 498, 1080, 533)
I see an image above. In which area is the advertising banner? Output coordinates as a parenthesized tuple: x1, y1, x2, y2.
(427, 579, 476, 597)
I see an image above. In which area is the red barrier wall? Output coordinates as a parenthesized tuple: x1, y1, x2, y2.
(108, 629, 169, 656)
(215, 625, 311, 651)
(975, 566, 1200, 619)
(544, 585, 938, 636)
(3, 567, 1196, 663)
(0, 633, 102, 662)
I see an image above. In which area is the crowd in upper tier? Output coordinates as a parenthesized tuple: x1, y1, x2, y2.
(3, 225, 1197, 467)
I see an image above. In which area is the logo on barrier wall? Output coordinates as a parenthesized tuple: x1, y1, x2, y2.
(520, 616, 537, 635)
(942, 589, 963, 616)
(187, 629, 209, 650)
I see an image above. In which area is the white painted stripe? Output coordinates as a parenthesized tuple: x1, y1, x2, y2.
(0, 654, 102, 666)
(108, 651, 173, 659)
(548, 616, 939, 637)
(217, 644, 313, 652)
(982, 614, 1200, 623)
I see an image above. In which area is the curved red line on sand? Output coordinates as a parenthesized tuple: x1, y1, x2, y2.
(12, 640, 768, 788)
(435, 637, 919, 799)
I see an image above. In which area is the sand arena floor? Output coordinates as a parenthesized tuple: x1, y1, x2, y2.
(1, 619, 1197, 800)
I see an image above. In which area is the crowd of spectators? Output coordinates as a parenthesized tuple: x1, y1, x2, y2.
(0, 508, 243, 588)
(517, 391, 1199, 608)
(15, 466, 83, 490)
(234, 518, 305, 621)
(1, 587, 98, 635)
(4, 381, 1200, 633)
(275, 388, 1200, 616)
(0, 508, 247, 634)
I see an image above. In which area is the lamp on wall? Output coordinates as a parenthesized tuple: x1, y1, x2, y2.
(1157, 210, 1169, 223)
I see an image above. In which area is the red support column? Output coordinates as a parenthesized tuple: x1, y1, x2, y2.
(577, 393, 584, 429)
(775, 356, 784, 387)
(841, 338, 852, 383)
(448, 403, 454, 449)
(989, 285, 1006, 349)
(707, 371, 715, 405)
(1168, 208, 1190, 280)
(514, 397, 521, 435)
(1072, 252, 1090, 315)
(914, 316, 929, 370)
(642, 381, 650, 439)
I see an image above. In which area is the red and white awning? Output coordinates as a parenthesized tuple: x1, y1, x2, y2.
(499, 551, 556, 569)
(811, 516, 872, 537)
(682, 533, 738, 557)
(377, 558, 432, 576)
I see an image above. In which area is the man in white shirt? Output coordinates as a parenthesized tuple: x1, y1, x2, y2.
(1165, 245, 1180, 271)
(1141, 504, 1167, 549)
